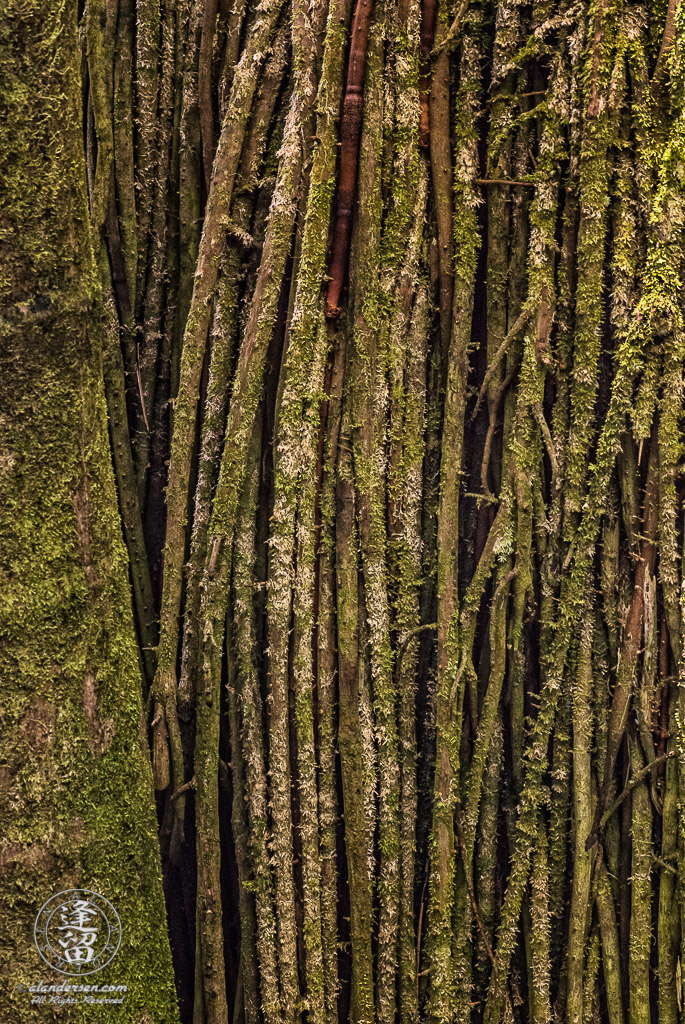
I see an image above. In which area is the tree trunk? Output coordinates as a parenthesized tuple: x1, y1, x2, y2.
(0, 2, 179, 1021)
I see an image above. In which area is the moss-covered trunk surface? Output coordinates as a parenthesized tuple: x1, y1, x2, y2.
(0, 1, 178, 1021)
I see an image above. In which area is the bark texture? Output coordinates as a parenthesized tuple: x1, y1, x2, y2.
(6, 1, 685, 1024)
(0, 1, 178, 1020)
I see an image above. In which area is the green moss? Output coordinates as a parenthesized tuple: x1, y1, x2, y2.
(0, 1, 178, 1020)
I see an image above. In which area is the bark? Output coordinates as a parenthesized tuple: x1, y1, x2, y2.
(9, 3, 685, 1024)
(0, 1, 178, 1019)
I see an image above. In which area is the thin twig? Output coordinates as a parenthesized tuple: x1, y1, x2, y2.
(591, 751, 675, 839)
(455, 804, 495, 966)
(474, 178, 539, 187)
(472, 308, 530, 420)
(393, 623, 437, 689)
(533, 402, 559, 486)
(170, 776, 197, 801)
(430, 0, 469, 56)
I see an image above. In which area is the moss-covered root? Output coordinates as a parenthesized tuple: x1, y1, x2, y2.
(82, 0, 158, 688)
(628, 736, 652, 1024)
(566, 608, 595, 1024)
(225, 630, 259, 1024)
(336, 402, 375, 1024)
(345, 14, 402, 1024)
(150, 0, 286, 802)
(657, 691, 680, 1024)
(595, 863, 624, 1024)
(426, 10, 482, 1022)
(263, 0, 353, 1017)
(178, 26, 290, 723)
(0, 0, 179, 1019)
(192, 651, 228, 1024)
(232, 429, 283, 1024)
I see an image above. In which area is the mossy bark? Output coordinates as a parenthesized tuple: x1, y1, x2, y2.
(9, 2, 685, 1023)
(0, 1, 178, 1020)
